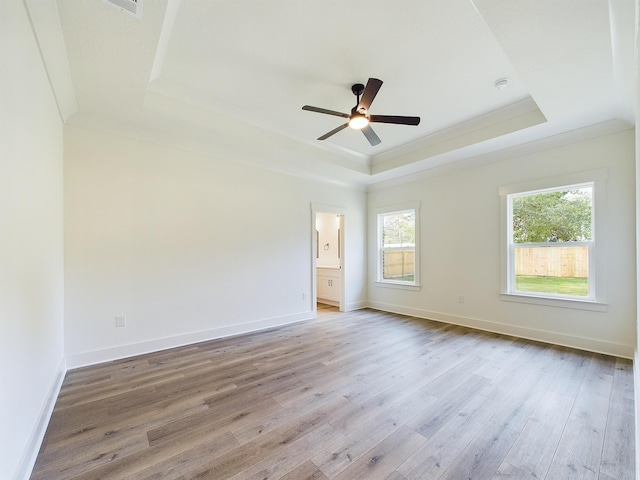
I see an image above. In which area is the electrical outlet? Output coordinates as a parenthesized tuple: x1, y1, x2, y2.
(115, 315, 126, 327)
(457, 295, 465, 304)
(302, 293, 308, 301)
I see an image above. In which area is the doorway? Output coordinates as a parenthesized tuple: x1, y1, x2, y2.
(312, 205, 345, 313)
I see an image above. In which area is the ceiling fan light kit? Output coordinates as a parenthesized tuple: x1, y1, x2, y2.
(302, 78, 420, 146)
(348, 113, 369, 130)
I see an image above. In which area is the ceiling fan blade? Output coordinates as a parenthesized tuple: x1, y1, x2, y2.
(361, 125, 381, 146)
(318, 123, 349, 140)
(302, 105, 349, 118)
(357, 78, 383, 111)
(370, 115, 421, 126)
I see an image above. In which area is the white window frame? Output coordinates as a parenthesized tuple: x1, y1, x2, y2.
(375, 202, 420, 290)
(499, 170, 607, 311)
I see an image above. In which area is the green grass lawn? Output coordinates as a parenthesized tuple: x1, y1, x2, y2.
(515, 275, 588, 296)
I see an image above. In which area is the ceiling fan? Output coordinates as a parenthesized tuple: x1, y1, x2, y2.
(302, 78, 420, 146)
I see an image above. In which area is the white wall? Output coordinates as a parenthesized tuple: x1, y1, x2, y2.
(369, 129, 636, 358)
(636, 116, 640, 478)
(0, 1, 65, 478)
(64, 126, 367, 367)
(635, 2, 640, 474)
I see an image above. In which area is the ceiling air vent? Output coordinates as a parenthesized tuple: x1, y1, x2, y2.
(103, 0, 143, 19)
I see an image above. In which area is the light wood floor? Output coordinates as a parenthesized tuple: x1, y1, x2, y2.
(32, 308, 635, 479)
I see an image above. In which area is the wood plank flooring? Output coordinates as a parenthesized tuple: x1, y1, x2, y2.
(32, 307, 635, 479)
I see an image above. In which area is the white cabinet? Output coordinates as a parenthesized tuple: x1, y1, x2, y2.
(317, 268, 341, 305)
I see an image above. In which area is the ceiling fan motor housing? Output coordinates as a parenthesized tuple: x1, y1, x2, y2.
(351, 83, 365, 97)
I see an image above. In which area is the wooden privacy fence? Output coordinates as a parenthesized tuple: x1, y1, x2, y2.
(515, 245, 588, 278)
(383, 249, 415, 279)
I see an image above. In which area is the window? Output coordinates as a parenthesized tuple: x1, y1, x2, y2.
(509, 184, 593, 298)
(377, 204, 419, 287)
(499, 169, 607, 310)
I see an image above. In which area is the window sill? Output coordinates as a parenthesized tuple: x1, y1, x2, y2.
(374, 281, 421, 291)
(500, 293, 607, 312)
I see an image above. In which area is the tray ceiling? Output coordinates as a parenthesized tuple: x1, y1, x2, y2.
(26, 0, 636, 187)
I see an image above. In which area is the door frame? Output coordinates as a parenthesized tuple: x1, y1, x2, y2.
(311, 203, 346, 313)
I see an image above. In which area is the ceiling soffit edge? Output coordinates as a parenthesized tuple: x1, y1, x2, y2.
(371, 97, 546, 174)
(366, 119, 633, 192)
(148, 0, 182, 83)
(144, 77, 372, 167)
(65, 110, 373, 189)
(24, 0, 78, 122)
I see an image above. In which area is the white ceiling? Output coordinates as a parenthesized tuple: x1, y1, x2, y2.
(26, 0, 636, 188)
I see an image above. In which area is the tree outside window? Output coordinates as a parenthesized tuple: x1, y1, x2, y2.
(509, 185, 593, 298)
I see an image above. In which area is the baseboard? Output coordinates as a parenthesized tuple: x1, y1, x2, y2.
(346, 300, 368, 311)
(317, 300, 367, 311)
(368, 301, 634, 359)
(66, 311, 315, 369)
(15, 357, 66, 480)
